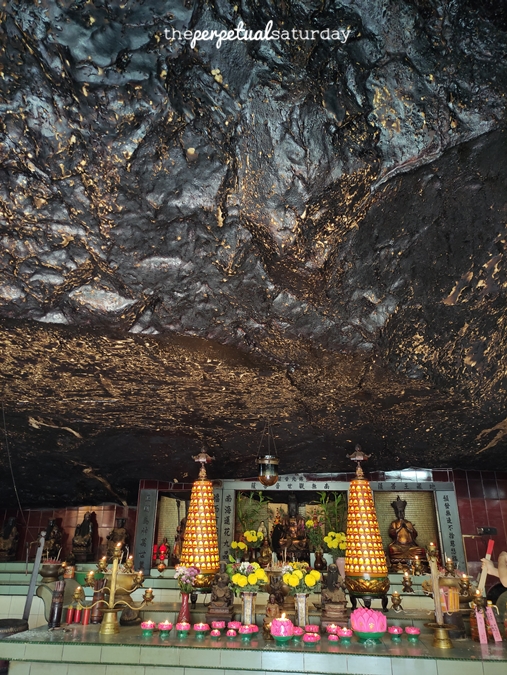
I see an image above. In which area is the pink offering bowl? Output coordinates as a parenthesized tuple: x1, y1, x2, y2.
(305, 624, 320, 633)
(141, 621, 155, 630)
(226, 629, 237, 638)
(211, 621, 226, 630)
(326, 624, 339, 634)
(338, 628, 353, 638)
(328, 634, 340, 642)
(228, 621, 242, 630)
(210, 629, 221, 638)
(405, 627, 420, 635)
(158, 621, 172, 633)
(292, 626, 304, 636)
(388, 626, 403, 635)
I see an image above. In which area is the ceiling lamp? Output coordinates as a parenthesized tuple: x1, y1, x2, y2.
(256, 420, 279, 487)
(344, 446, 390, 602)
(179, 450, 220, 585)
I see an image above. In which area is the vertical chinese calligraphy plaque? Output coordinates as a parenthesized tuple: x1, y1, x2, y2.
(133, 489, 158, 571)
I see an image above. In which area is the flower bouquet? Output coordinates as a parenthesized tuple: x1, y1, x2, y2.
(243, 530, 264, 549)
(174, 565, 200, 593)
(227, 561, 268, 593)
(230, 540, 248, 559)
(305, 516, 324, 552)
(323, 531, 347, 557)
(282, 563, 322, 594)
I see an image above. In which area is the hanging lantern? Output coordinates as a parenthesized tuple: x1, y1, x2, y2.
(179, 450, 220, 585)
(256, 421, 279, 487)
(344, 446, 390, 599)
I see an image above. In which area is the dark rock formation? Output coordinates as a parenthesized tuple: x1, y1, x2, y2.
(0, 1, 506, 506)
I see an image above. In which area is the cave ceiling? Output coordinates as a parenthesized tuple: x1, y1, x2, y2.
(1, 0, 507, 508)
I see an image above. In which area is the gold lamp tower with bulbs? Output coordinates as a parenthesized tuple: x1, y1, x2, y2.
(344, 446, 390, 608)
(178, 450, 220, 587)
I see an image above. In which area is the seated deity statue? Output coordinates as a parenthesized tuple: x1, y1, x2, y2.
(171, 518, 186, 566)
(321, 564, 348, 626)
(388, 496, 426, 570)
(72, 512, 94, 561)
(258, 537, 272, 568)
(43, 519, 62, 560)
(106, 518, 129, 561)
(263, 593, 282, 639)
(205, 562, 234, 622)
(277, 494, 310, 563)
(0, 518, 19, 560)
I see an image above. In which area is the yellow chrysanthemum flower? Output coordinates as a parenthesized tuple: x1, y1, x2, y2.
(251, 562, 260, 570)
(339, 542, 347, 550)
(231, 573, 240, 584)
(309, 570, 321, 581)
(305, 574, 316, 587)
(288, 574, 300, 587)
(255, 568, 265, 580)
(231, 541, 238, 549)
(257, 531, 264, 539)
(237, 575, 248, 587)
(283, 572, 291, 585)
(294, 569, 304, 579)
(305, 519, 314, 527)
(248, 573, 258, 585)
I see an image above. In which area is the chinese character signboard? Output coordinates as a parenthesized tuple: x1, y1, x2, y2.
(133, 489, 158, 571)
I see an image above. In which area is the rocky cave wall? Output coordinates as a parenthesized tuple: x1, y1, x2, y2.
(0, 0, 507, 506)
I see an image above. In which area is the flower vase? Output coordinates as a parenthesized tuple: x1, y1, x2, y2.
(248, 548, 258, 563)
(295, 593, 308, 627)
(241, 592, 257, 626)
(177, 592, 191, 624)
(314, 550, 327, 571)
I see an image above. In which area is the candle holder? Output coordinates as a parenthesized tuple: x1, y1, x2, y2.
(459, 575, 470, 596)
(271, 615, 294, 644)
(388, 626, 403, 642)
(328, 633, 340, 642)
(176, 621, 191, 637)
(391, 592, 403, 613)
(338, 627, 353, 644)
(158, 621, 173, 637)
(292, 626, 304, 640)
(413, 557, 423, 576)
(210, 628, 221, 639)
(141, 620, 155, 637)
(402, 573, 414, 593)
(226, 629, 237, 638)
(405, 626, 420, 643)
(73, 545, 153, 635)
(444, 558, 456, 576)
(193, 622, 210, 638)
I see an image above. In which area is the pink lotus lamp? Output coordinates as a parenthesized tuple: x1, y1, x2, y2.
(350, 608, 387, 644)
(271, 614, 294, 644)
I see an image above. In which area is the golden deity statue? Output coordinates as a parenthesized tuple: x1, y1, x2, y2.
(388, 496, 427, 572)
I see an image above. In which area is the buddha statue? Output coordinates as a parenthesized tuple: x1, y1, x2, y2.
(43, 519, 62, 560)
(72, 511, 94, 562)
(106, 518, 129, 561)
(277, 493, 310, 563)
(388, 496, 427, 572)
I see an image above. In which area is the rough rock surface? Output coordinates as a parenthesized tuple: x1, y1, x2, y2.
(0, 1, 507, 506)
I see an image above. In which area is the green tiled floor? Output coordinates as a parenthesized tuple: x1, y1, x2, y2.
(1, 623, 507, 675)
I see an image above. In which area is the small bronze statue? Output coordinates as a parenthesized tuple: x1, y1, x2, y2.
(320, 564, 348, 629)
(43, 519, 62, 560)
(0, 517, 18, 560)
(205, 562, 235, 624)
(263, 593, 282, 639)
(277, 493, 310, 563)
(72, 512, 94, 562)
(106, 518, 129, 561)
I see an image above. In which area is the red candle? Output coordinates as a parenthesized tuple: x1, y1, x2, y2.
(73, 608, 82, 623)
(65, 607, 74, 624)
(81, 608, 91, 626)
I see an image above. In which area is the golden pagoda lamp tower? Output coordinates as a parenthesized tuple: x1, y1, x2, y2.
(344, 446, 390, 610)
(178, 450, 221, 588)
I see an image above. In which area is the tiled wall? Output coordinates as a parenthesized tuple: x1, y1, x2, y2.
(0, 505, 137, 562)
